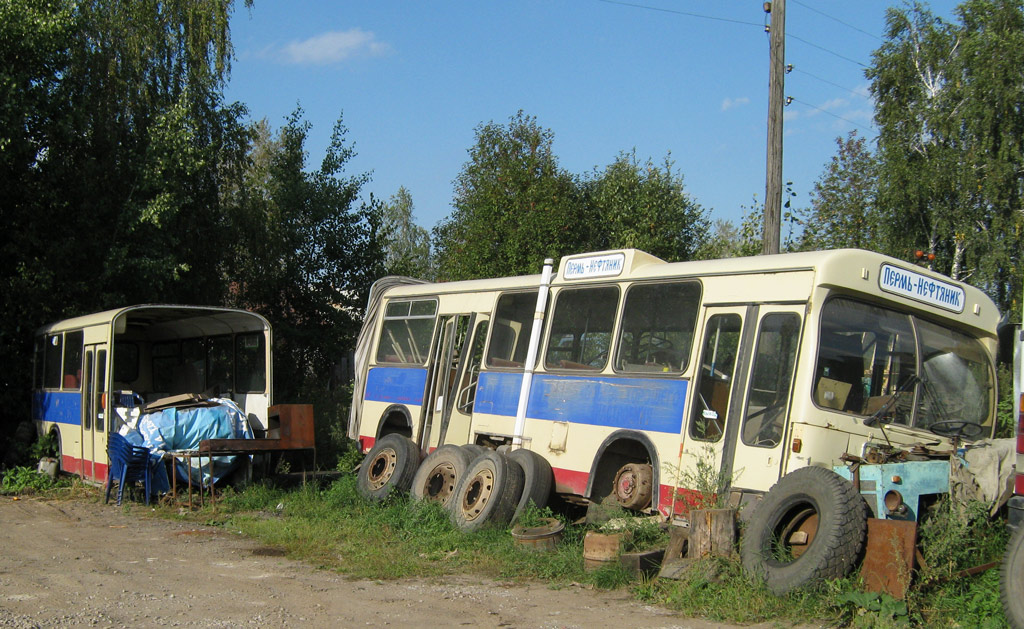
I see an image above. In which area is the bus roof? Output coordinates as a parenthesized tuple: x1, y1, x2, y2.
(35, 304, 271, 336)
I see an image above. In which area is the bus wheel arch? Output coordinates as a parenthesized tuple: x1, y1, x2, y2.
(587, 431, 659, 511)
(740, 466, 867, 595)
(375, 404, 413, 440)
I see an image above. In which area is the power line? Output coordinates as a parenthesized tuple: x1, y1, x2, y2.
(787, 32, 868, 68)
(790, 0, 882, 41)
(594, 0, 762, 27)
(792, 67, 868, 99)
(789, 96, 875, 129)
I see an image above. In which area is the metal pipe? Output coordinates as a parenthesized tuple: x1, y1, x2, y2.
(513, 258, 555, 447)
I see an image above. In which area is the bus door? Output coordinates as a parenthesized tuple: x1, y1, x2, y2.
(420, 314, 471, 451)
(729, 306, 803, 493)
(679, 307, 753, 502)
(439, 315, 490, 447)
(80, 344, 108, 482)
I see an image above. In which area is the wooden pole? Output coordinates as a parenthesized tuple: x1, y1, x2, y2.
(763, 0, 786, 255)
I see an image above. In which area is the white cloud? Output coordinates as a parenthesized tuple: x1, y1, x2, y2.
(280, 28, 391, 65)
(721, 96, 750, 111)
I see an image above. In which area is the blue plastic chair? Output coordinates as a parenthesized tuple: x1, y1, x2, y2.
(105, 432, 155, 506)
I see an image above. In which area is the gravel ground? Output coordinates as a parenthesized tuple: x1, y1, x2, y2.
(0, 496, 806, 628)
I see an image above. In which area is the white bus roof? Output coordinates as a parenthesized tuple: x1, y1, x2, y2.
(35, 304, 271, 336)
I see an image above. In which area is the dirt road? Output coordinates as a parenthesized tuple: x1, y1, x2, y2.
(0, 497, 789, 628)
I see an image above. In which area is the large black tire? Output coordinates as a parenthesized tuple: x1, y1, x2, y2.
(451, 451, 525, 532)
(356, 434, 421, 502)
(508, 448, 553, 522)
(411, 444, 472, 508)
(462, 444, 488, 459)
(740, 466, 867, 595)
(1002, 524, 1024, 629)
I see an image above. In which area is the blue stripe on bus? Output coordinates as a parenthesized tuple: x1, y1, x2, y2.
(365, 367, 428, 406)
(475, 371, 688, 434)
(32, 391, 82, 426)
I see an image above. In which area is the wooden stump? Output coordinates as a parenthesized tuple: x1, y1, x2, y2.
(688, 508, 736, 559)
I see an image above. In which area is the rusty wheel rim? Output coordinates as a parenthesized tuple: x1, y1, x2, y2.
(461, 468, 495, 522)
(367, 448, 398, 491)
(424, 462, 459, 502)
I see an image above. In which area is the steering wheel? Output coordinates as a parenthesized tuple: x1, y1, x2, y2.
(928, 420, 985, 440)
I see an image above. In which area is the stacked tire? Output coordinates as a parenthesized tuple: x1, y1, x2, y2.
(356, 435, 553, 532)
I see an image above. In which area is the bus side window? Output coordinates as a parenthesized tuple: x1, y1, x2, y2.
(63, 331, 83, 390)
(44, 334, 63, 389)
(689, 314, 742, 442)
(33, 336, 45, 389)
(486, 292, 537, 369)
(544, 286, 618, 371)
(616, 282, 700, 373)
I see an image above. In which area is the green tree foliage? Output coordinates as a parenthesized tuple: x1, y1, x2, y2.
(587, 152, 708, 261)
(798, 132, 882, 251)
(0, 0, 252, 444)
(224, 111, 385, 399)
(382, 186, 432, 279)
(433, 111, 590, 280)
(868, 0, 1024, 311)
(0, 1, 384, 457)
(434, 112, 708, 280)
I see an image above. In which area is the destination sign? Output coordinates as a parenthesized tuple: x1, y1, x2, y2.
(563, 253, 626, 279)
(878, 263, 965, 313)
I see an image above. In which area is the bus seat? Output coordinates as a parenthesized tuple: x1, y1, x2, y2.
(63, 374, 79, 389)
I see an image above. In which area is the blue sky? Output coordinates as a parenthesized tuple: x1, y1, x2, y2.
(225, 0, 960, 234)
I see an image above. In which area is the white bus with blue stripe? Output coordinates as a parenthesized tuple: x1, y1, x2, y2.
(32, 305, 272, 483)
(349, 248, 999, 568)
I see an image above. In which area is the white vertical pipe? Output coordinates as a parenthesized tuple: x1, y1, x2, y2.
(512, 258, 555, 447)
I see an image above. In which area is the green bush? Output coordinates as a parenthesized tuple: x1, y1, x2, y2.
(1, 466, 57, 494)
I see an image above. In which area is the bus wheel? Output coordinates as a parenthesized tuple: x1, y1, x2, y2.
(1002, 523, 1024, 629)
(461, 444, 488, 460)
(740, 467, 866, 595)
(356, 434, 420, 502)
(411, 445, 471, 508)
(451, 451, 525, 532)
(509, 449, 553, 522)
(612, 462, 653, 510)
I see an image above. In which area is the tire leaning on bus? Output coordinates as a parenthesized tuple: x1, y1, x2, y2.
(1002, 523, 1024, 629)
(508, 448, 553, 522)
(450, 450, 525, 532)
(740, 466, 867, 595)
(410, 444, 472, 508)
(356, 434, 421, 502)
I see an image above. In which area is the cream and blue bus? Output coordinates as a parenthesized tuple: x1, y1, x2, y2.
(32, 305, 272, 483)
(350, 248, 1000, 592)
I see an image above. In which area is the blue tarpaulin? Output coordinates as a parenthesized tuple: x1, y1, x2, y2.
(128, 398, 253, 488)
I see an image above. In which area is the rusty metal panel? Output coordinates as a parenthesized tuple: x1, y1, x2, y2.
(270, 404, 315, 449)
(862, 518, 917, 599)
